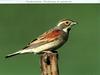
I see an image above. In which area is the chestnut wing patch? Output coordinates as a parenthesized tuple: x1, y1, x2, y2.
(42, 30, 61, 39)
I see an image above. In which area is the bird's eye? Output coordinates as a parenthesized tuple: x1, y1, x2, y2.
(66, 22, 69, 24)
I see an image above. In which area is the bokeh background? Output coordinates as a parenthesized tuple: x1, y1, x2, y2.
(0, 4, 100, 75)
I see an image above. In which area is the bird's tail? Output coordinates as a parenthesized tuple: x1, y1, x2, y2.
(5, 51, 21, 58)
(5, 49, 34, 58)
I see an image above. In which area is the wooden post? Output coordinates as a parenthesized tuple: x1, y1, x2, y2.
(40, 51, 59, 75)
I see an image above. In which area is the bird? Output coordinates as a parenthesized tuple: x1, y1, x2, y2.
(5, 19, 77, 58)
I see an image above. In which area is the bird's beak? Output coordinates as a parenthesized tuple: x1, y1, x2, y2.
(71, 21, 77, 26)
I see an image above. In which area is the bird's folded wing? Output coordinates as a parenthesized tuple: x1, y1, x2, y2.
(23, 29, 62, 49)
(38, 29, 62, 41)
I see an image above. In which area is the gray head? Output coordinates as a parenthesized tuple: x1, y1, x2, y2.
(57, 19, 77, 32)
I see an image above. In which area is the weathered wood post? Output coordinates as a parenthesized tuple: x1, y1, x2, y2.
(40, 51, 59, 75)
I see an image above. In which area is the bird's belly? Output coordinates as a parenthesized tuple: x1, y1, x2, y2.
(32, 39, 63, 53)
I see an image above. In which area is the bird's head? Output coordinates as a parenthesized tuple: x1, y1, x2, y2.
(57, 19, 77, 32)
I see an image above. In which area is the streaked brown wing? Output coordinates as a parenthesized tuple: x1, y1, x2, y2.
(23, 29, 62, 49)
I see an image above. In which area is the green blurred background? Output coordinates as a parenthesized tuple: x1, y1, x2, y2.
(0, 4, 100, 75)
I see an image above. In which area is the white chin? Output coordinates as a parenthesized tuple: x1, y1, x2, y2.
(63, 27, 71, 32)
